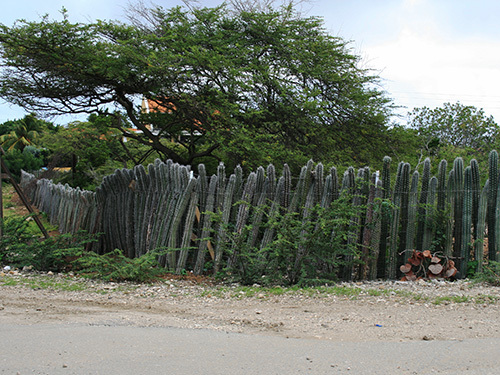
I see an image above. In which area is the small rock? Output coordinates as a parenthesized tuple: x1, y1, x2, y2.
(255, 310, 262, 314)
(47, 271, 54, 275)
(62, 364, 68, 368)
(3, 266, 11, 272)
(422, 335, 433, 341)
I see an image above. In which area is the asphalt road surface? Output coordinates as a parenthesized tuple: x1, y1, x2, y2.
(1, 323, 499, 374)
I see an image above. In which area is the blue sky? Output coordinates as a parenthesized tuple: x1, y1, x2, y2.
(1, 0, 500, 125)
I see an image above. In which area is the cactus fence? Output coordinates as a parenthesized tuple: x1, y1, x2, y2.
(20, 151, 500, 281)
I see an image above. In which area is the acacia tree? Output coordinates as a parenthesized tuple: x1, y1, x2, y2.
(0, 4, 393, 170)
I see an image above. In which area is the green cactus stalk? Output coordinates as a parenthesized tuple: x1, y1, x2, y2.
(475, 180, 488, 274)
(330, 166, 339, 202)
(166, 177, 197, 270)
(416, 158, 430, 250)
(361, 172, 377, 279)
(342, 167, 367, 281)
(281, 163, 291, 209)
(314, 163, 324, 205)
(376, 156, 391, 279)
(228, 172, 257, 268)
(470, 159, 480, 241)
(266, 164, 276, 202)
(444, 169, 455, 257)
(406, 170, 419, 259)
(397, 163, 411, 267)
(214, 174, 237, 272)
(495, 175, 500, 262)
(488, 150, 498, 260)
(388, 162, 404, 279)
(260, 176, 284, 252)
(369, 179, 383, 280)
(453, 157, 464, 260)
(422, 176, 437, 251)
(460, 166, 473, 278)
(194, 175, 218, 275)
(176, 183, 199, 274)
(436, 159, 447, 214)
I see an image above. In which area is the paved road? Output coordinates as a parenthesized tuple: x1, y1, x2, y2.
(1, 323, 499, 374)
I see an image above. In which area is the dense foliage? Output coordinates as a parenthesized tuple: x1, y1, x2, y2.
(0, 4, 393, 172)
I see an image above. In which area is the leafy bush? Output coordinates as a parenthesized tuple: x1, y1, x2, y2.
(74, 248, 169, 283)
(0, 216, 169, 283)
(213, 194, 363, 286)
(0, 216, 94, 271)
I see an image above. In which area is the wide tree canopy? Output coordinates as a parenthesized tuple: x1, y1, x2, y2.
(0, 4, 393, 171)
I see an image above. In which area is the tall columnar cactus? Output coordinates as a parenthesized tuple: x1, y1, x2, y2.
(342, 167, 368, 281)
(422, 176, 437, 251)
(281, 163, 291, 209)
(475, 180, 489, 274)
(453, 157, 464, 259)
(470, 159, 480, 241)
(388, 162, 404, 279)
(228, 172, 257, 267)
(176, 183, 199, 274)
(460, 166, 473, 278)
(369, 179, 383, 280)
(341, 166, 356, 194)
(406, 170, 419, 259)
(361, 172, 378, 279)
(377, 156, 391, 279)
(194, 175, 218, 275)
(437, 159, 447, 213)
(215, 174, 237, 272)
(416, 158, 430, 250)
(397, 163, 411, 266)
(488, 150, 499, 260)
(166, 176, 197, 270)
(259, 176, 285, 252)
(495, 175, 500, 262)
(290, 160, 314, 212)
(216, 162, 226, 213)
(444, 169, 455, 257)
(313, 162, 324, 205)
(329, 166, 339, 202)
(266, 164, 276, 202)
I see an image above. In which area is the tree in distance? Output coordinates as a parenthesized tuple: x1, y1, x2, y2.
(0, 4, 393, 171)
(407, 102, 500, 168)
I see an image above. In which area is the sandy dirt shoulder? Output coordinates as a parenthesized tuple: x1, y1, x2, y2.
(1, 272, 500, 342)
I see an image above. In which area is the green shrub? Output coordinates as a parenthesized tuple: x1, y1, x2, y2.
(74, 248, 169, 283)
(0, 216, 95, 271)
(213, 194, 363, 286)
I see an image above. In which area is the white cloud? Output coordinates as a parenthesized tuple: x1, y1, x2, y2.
(365, 27, 500, 122)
